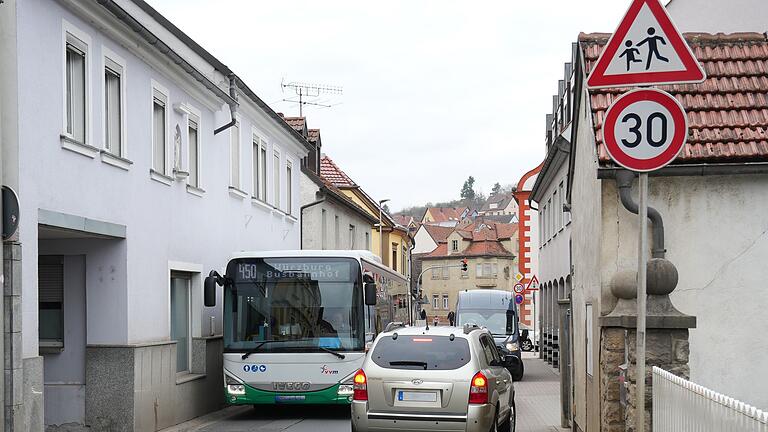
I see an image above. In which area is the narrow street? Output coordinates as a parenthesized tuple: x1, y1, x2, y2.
(162, 355, 567, 432)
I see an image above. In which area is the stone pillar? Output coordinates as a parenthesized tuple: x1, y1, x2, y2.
(600, 258, 696, 432)
(3, 243, 24, 430)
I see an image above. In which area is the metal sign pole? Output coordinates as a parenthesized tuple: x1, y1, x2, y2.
(636, 172, 648, 432)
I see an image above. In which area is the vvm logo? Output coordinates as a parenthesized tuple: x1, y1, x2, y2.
(321, 365, 339, 375)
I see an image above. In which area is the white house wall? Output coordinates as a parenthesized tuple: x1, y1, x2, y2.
(667, 0, 768, 33)
(538, 161, 571, 285)
(601, 174, 768, 410)
(569, 83, 603, 432)
(413, 226, 438, 254)
(16, 0, 305, 353)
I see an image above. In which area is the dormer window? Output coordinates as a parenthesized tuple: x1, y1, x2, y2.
(451, 239, 459, 252)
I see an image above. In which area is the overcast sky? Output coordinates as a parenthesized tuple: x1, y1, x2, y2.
(150, 0, 643, 212)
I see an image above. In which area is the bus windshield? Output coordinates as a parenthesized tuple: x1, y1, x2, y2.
(223, 257, 364, 352)
(457, 309, 517, 336)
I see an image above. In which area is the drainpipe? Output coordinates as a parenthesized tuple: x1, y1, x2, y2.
(300, 196, 325, 249)
(615, 170, 665, 259)
(214, 75, 238, 135)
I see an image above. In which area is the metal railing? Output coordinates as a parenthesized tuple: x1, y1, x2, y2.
(653, 367, 768, 431)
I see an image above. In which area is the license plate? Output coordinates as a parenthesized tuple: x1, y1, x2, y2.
(397, 391, 437, 402)
(275, 395, 306, 403)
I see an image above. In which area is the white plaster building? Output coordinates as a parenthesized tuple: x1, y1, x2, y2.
(553, 32, 768, 432)
(0, 0, 310, 430)
(667, 0, 768, 33)
(300, 166, 377, 251)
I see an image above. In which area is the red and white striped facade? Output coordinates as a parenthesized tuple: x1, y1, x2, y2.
(512, 163, 542, 328)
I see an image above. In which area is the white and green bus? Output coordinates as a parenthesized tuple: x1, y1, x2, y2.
(204, 250, 409, 405)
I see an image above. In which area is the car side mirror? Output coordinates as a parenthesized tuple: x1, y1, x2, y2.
(204, 271, 223, 307)
(364, 282, 377, 306)
(521, 329, 529, 339)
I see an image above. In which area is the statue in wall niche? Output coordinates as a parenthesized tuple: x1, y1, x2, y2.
(173, 124, 188, 179)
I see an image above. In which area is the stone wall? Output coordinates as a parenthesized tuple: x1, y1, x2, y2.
(600, 328, 625, 432)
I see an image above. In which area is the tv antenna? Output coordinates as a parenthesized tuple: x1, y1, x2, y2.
(281, 79, 343, 117)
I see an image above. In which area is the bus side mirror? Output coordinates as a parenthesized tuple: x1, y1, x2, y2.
(364, 282, 377, 306)
(204, 271, 222, 307)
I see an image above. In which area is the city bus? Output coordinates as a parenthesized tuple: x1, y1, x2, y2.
(203, 250, 409, 406)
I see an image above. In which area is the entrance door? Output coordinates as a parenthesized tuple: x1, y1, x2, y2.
(40, 255, 86, 426)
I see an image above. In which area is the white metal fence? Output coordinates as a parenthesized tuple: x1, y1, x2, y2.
(653, 366, 768, 431)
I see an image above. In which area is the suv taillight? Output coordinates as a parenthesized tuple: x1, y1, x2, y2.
(468, 371, 488, 404)
(353, 369, 368, 401)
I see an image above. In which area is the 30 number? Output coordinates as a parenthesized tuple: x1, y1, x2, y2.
(620, 112, 668, 148)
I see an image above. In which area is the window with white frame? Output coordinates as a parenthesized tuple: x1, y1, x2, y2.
(442, 266, 449, 279)
(151, 84, 168, 174)
(553, 191, 559, 233)
(170, 272, 192, 374)
(103, 54, 124, 156)
(64, 31, 88, 144)
(442, 294, 449, 310)
(431, 267, 440, 279)
(230, 120, 241, 188)
(259, 144, 267, 200)
(273, 151, 281, 207)
(559, 181, 565, 229)
(188, 117, 200, 188)
(252, 136, 263, 199)
(349, 225, 356, 249)
(432, 294, 439, 310)
(286, 161, 292, 214)
(451, 239, 459, 252)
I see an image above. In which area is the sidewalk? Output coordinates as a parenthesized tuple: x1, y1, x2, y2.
(516, 353, 570, 432)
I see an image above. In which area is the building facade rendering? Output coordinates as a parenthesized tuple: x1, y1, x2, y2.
(0, 0, 310, 429)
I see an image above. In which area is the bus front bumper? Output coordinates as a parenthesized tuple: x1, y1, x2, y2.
(226, 382, 354, 405)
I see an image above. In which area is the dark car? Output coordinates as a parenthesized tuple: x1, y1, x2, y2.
(455, 289, 524, 380)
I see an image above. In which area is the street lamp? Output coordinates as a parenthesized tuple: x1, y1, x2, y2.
(378, 199, 390, 262)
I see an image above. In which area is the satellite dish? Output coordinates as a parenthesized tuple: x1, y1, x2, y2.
(2, 186, 20, 240)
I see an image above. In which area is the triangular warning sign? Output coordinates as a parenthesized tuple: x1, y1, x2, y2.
(586, 0, 706, 89)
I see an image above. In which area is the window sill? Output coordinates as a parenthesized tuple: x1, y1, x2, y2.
(251, 197, 272, 212)
(228, 186, 248, 199)
(60, 134, 99, 158)
(175, 372, 206, 385)
(284, 214, 298, 223)
(100, 150, 133, 171)
(150, 169, 174, 186)
(186, 185, 205, 197)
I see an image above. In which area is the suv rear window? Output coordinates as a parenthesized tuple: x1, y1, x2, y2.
(371, 335, 471, 370)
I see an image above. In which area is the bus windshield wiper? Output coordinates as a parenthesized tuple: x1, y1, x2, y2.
(241, 339, 311, 360)
(241, 339, 278, 360)
(389, 360, 428, 370)
(319, 346, 346, 359)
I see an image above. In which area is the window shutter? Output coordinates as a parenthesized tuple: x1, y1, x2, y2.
(39, 257, 64, 303)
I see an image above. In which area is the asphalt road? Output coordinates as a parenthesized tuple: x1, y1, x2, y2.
(163, 354, 565, 432)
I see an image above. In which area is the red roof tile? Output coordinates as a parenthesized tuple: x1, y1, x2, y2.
(283, 116, 306, 132)
(423, 225, 455, 243)
(424, 240, 513, 259)
(320, 155, 357, 188)
(580, 32, 768, 164)
(425, 207, 467, 223)
(308, 129, 320, 143)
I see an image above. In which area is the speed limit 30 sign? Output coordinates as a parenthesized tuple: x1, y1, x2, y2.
(603, 88, 687, 172)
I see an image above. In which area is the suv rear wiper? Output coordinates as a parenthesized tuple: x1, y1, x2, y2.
(319, 346, 346, 359)
(389, 360, 428, 370)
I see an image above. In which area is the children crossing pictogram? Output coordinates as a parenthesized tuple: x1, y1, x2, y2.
(587, 0, 706, 88)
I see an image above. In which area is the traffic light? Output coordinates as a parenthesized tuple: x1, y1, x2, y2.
(461, 258, 468, 272)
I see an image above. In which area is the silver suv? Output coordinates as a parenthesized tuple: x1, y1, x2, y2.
(351, 324, 518, 432)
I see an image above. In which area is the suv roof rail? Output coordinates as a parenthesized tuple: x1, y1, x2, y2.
(463, 323, 483, 334)
(384, 322, 406, 333)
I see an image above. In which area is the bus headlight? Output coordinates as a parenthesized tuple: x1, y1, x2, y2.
(226, 374, 246, 395)
(506, 342, 519, 352)
(227, 384, 246, 395)
(337, 384, 354, 396)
